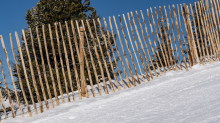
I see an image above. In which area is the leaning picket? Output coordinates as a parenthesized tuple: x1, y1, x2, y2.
(48, 24, 65, 103)
(10, 33, 33, 116)
(54, 23, 71, 102)
(127, 12, 150, 81)
(0, 60, 15, 117)
(113, 16, 137, 86)
(103, 17, 127, 88)
(22, 29, 44, 113)
(1, 35, 24, 117)
(42, 25, 60, 106)
(15, 31, 38, 114)
(173, 5, 189, 71)
(97, 18, 121, 90)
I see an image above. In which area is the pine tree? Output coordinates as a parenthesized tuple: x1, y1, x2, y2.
(13, 0, 118, 103)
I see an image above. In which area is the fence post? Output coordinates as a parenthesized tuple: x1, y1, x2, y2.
(1, 35, 24, 117)
(103, 17, 127, 88)
(29, 28, 49, 109)
(10, 33, 33, 116)
(48, 24, 65, 103)
(15, 31, 38, 114)
(118, 15, 141, 85)
(183, 4, 200, 66)
(36, 26, 54, 108)
(127, 12, 151, 81)
(54, 23, 71, 102)
(42, 25, 60, 105)
(193, 3, 207, 65)
(22, 29, 44, 113)
(108, 17, 132, 88)
(0, 60, 15, 118)
(173, 5, 189, 71)
(79, 27, 86, 97)
(80, 20, 97, 96)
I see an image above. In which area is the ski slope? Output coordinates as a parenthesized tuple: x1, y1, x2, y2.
(2, 62, 220, 123)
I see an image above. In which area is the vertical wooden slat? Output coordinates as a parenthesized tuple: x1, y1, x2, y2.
(10, 33, 33, 116)
(139, 11, 160, 77)
(42, 25, 60, 105)
(196, 2, 211, 63)
(108, 17, 131, 88)
(127, 13, 150, 81)
(0, 60, 15, 117)
(154, 7, 170, 71)
(122, 14, 144, 81)
(213, 0, 220, 56)
(201, 1, 216, 62)
(110, 16, 136, 86)
(1, 35, 24, 117)
(160, 6, 174, 71)
(36, 26, 54, 109)
(54, 23, 71, 102)
(0, 89, 7, 119)
(205, 0, 219, 61)
(48, 24, 65, 103)
(204, 1, 213, 61)
(169, 5, 184, 70)
(173, 5, 189, 71)
(149, 8, 167, 73)
(79, 21, 103, 95)
(159, 7, 172, 70)
(60, 22, 77, 100)
(103, 18, 127, 88)
(183, 4, 200, 65)
(182, 5, 196, 65)
(133, 11, 154, 78)
(36, 27, 54, 108)
(75, 20, 92, 97)
(80, 20, 97, 96)
(146, 9, 166, 73)
(22, 29, 44, 113)
(139, 11, 163, 76)
(118, 15, 141, 85)
(208, 0, 218, 58)
(164, 6, 178, 71)
(68, 20, 83, 99)
(165, 7, 178, 71)
(183, 3, 201, 66)
(97, 18, 122, 90)
(91, 19, 116, 91)
(211, 0, 220, 59)
(85, 19, 110, 93)
(189, 4, 204, 65)
(113, 15, 137, 86)
(79, 27, 86, 97)
(29, 28, 49, 109)
(15, 31, 38, 114)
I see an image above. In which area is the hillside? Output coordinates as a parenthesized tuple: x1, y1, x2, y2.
(2, 62, 220, 123)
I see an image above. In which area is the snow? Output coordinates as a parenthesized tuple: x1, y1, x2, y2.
(2, 62, 220, 123)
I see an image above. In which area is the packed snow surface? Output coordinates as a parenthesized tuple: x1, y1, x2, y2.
(2, 62, 220, 123)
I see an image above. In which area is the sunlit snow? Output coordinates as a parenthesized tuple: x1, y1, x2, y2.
(2, 62, 220, 123)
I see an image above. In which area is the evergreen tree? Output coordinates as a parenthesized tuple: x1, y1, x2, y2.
(13, 0, 118, 103)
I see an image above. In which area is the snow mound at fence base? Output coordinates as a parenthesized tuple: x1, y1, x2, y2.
(3, 62, 220, 123)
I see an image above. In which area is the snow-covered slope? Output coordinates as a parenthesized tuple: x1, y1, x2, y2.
(2, 62, 220, 123)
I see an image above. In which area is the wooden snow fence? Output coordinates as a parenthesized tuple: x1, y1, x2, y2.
(0, 0, 220, 121)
